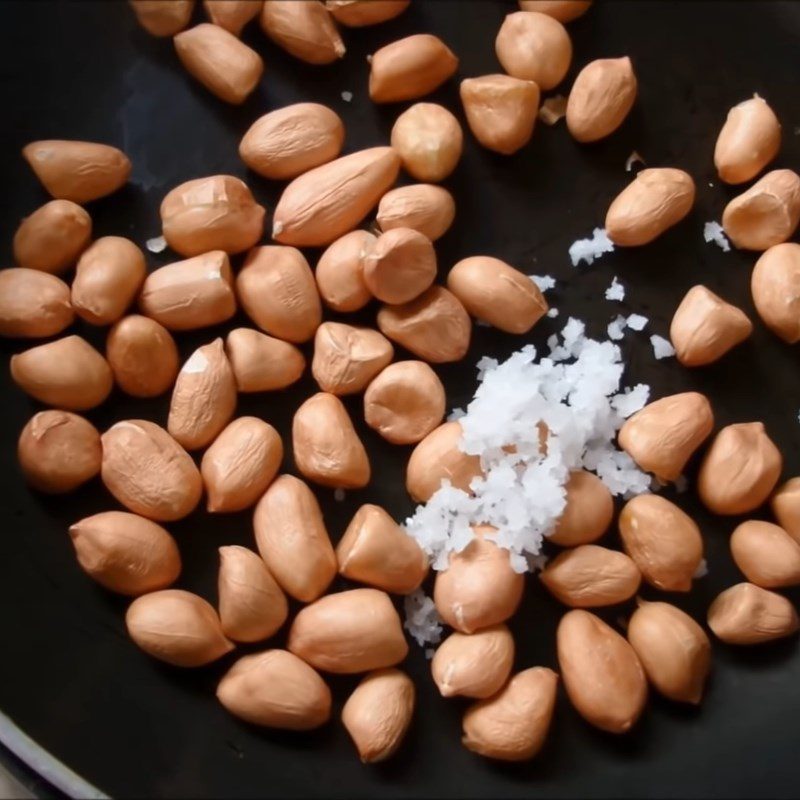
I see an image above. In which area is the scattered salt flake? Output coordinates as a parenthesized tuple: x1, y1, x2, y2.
(674, 474, 689, 494)
(569, 228, 615, 267)
(341, 90, 353, 102)
(650, 334, 676, 360)
(625, 150, 645, 172)
(424, 648, 436, 660)
(403, 590, 443, 647)
(703, 221, 731, 252)
(146, 235, 166, 253)
(334, 488, 346, 502)
(693, 558, 708, 578)
(547, 308, 559, 318)
(538, 94, 567, 125)
(626, 313, 649, 331)
(611, 384, 650, 418)
(605, 276, 625, 302)
(531, 274, 556, 292)
(607, 315, 626, 341)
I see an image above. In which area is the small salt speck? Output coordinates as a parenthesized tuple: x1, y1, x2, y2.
(530, 274, 556, 292)
(703, 221, 731, 252)
(693, 558, 708, 578)
(626, 313, 648, 332)
(146, 235, 167, 253)
(607, 315, 626, 341)
(605, 276, 625, 302)
(624, 150, 645, 172)
(650, 334, 676, 360)
(334, 488, 346, 502)
(569, 228, 615, 267)
(547, 308, 559, 318)
(708, 182, 715, 188)
(424, 648, 436, 660)
(341, 90, 353, 103)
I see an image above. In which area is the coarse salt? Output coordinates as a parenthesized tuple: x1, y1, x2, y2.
(650, 334, 676, 360)
(146, 235, 167, 253)
(607, 315, 627, 341)
(531, 274, 556, 292)
(625, 151, 645, 172)
(703, 221, 731, 252)
(403, 590, 443, 647)
(547, 308, 560, 318)
(341, 90, 353, 102)
(605, 276, 625, 302)
(569, 228, 615, 267)
(626, 313, 649, 331)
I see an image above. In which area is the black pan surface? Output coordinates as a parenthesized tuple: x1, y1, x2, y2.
(1, 1, 800, 797)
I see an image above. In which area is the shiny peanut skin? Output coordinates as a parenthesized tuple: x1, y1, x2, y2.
(0, 269, 74, 339)
(751, 243, 800, 343)
(730, 521, 800, 589)
(13, 200, 91, 274)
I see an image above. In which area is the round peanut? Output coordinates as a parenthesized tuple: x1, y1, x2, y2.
(549, 470, 614, 546)
(13, 200, 91, 274)
(391, 103, 463, 183)
(363, 227, 437, 303)
(751, 243, 800, 343)
(376, 184, 455, 241)
(315, 230, 375, 312)
(730, 520, 800, 589)
(0, 269, 74, 339)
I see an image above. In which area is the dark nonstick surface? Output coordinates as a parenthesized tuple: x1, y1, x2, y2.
(2, 1, 800, 797)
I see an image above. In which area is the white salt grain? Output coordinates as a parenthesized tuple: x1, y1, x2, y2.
(341, 90, 353, 102)
(607, 315, 626, 341)
(605, 276, 625, 302)
(625, 151, 645, 172)
(547, 308, 559, 318)
(146, 235, 167, 253)
(569, 228, 615, 267)
(531, 274, 556, 292)
(403, 590, 443, 647)
(626, 313, 649, 331)
(703, 221, 731, 252)
(611, 384, 650, 418)
(650, 334, 676, 360)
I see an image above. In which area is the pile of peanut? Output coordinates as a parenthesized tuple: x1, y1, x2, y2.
(2, 0, 800, 766)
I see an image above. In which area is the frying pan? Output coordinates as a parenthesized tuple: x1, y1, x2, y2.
(1, 1, 800, 797)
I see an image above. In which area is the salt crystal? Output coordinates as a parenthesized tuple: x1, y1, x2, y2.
(625, 151, 645, 172)
(626, 313, 649, 331)
(605, 276, 625, 301)
(547, 308, 559, 318)
(693, 559, 708, 578)
(703, 221, 731, 252)
(403, 589, 443, 647)
(531, 274, 556, 292)
(607, 315, 626, 341)
(341, 90, 353, 102)
(569, 228, 615, 267)
(650, 334, 676, 360)
(611, 384, 650, 418)
(146, 235, 167, 253)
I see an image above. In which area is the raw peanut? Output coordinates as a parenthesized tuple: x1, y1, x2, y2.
(406, 420, 482, 502)
(369, 34, 458, 104)
(217, 546, 288, 642)
(460, 74, 540, 155)
(225, 328, 306, 392)
(722, 169, 800, 251)
(605, 168, 695, 246)
(22, 140, 131, 203)
(100, 420, 202, 521)
(69, 511, 181, 596)
(168, 339, 237, 451)
(129, 0, 194, 36)
(139, 251, 236, 331)
(518, 1, 592, 22)
(342, 669, 415, 763)
(126, 589, 233, 667)
(377, 286, 472, 363)
(327, 0, 409, 27)
(549, 470, 614, 546)
(13, 200, 91, 274)
(0, 269, 74, 339)
(566, 57, 637, 143)
(18, 410, 101, 493)
(627, 600, 711, 704)
(376, 184, 455, 241)
(540, 545, 641, 607)
(239, 103, 345, 180)
(669, 285, 752, 367)
(618, 391, 713, 481)
(174, 23, 263, 105)
(697, 422, 782, 515)
(253, 474, 336, 602)
(708, 582, 799, 645)
(447, 256, 548, 334)
(771, 478, 800, 544)
(364, 360, 445, 445)
(750, 243, 800, 342)
(363, 227, 437, 303)
(288, 588, 408, 673)
(315, 230, 375, 312)
(462, 667, 558, 761)
(217, 649, 331, 729)
(557, 609, 647, 733)
(236, 246, 321, 343)
(292, 392, 371, 489)
(495, 11, 572, 91)
(201, 417, 283, 512)
(203, 0, 262, 35)
(11, 336, 112, 411)
(272, 147, 400, 247)
(107, 315, 180, 398)
(336, 504, 428, 594)
(432, 625, 514, 699)
(260, 0, 344, 65)
(391, 103, 463, 183)
(72, 236, 146, 325)
(311, 322, 394, 395)
(160, 175, 265, 257)
(730, 520, 800, 589)
(434, 526, 524, 634)
(618, 494, 703, 592)
(714, 95, 781, 185)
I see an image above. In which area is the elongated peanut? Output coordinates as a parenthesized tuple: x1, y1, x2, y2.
(18, 410, 101, 493)
(518, 1, 592, 22)
(342, 669, 414, 763)
(11, 336, 112, 411)
(217, 546, 288, 642)
(369, 34, 458, 104)
(253, 474, 336, 602)
(628, 601, 711, 704)
(13, 200, 91, 274)
(288, 588, 408, 673)
(557, 609, 647, 733)
(327, 0, 409, 26)
(126, 589, 233, 667)
(239, 103, 345, 180)
(377, 184, 455, 241)
(217, 649, 331, 729)
(203, 0, 262, 35)
(549, 470, 613, 546)
(22, 140, 131, 203)
(260, 0, 344, 64)
(139, 251, 236, 331)
(669, 285, 752, 366)
(722, 169, 800, 251)
(714, 95, 781, 184)
(101, 420, 202, 521)
(391, 103, 463, 183)
(730, 521, 800, 589)
(69, 511, 181, 596)
(315, 230, 375, 312)
(771, 478, 800, 544)
(72, 237, 146, 325)
(697, 422, 781, 515)
(432, 625, 514, 699)
(751, 243, 800, 342)
(364, 227, 437, 303)
(201, 417, 283, 512)
(311, 322, 393, 395)
(618, 391, 713, 481)
(129, 0, 194, 36)
(462, 667, 558, 761)
(273, 147, 400, 247)
(336, 504, 428, 594)
(0, 269, 73, 339)
(225, 328, 306, 392)
(377, 286, 472, 363)
(707, 582, 798, 645)
(292, 392, 371, 488)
